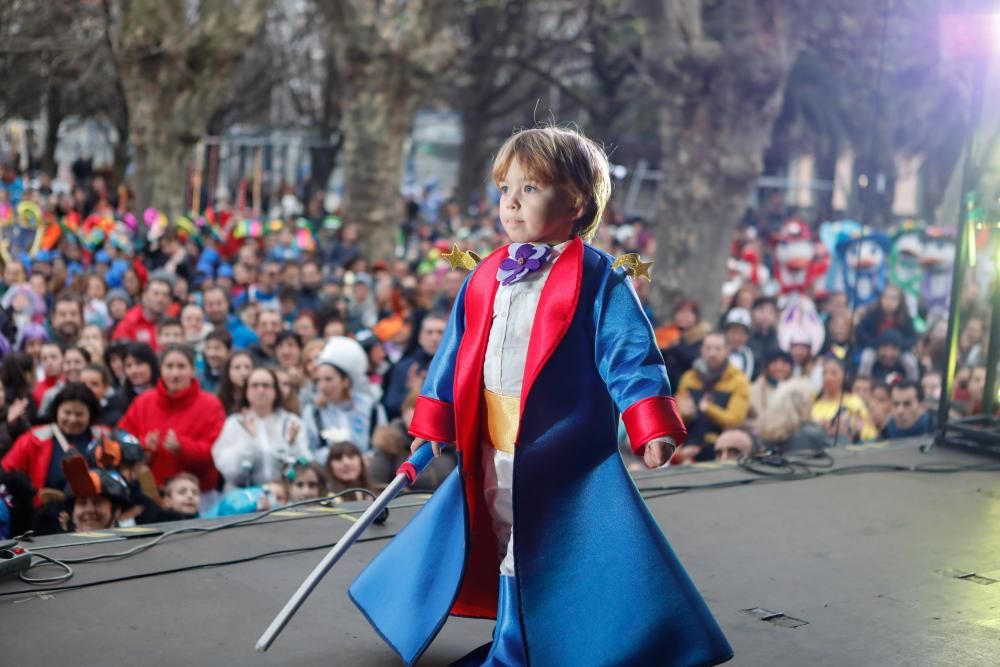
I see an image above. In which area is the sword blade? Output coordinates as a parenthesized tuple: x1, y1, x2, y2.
(255, 473, 410, 652)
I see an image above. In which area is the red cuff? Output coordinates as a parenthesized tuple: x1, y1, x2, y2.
(622, 396, 687, 454)
(408, 395, 457, 444)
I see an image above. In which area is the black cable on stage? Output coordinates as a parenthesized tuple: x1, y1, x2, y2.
(9, 487, 383, 587)
(49, 487, 379, 565)
(5, 450, 999, 597)
(636, 449, 1000, 500)
(0, 532, 396, 598)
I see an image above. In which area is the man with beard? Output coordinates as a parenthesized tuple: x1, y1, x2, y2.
(675, 331, 751, 462)
(202, 285, 258, 350)
(248, 309, 284, 365)
(111, 272, 174, 350)
(48, 293, 83, 347)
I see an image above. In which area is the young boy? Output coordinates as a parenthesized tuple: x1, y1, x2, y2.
(350, 128, 732, 666)
(162, 472, 200, 517)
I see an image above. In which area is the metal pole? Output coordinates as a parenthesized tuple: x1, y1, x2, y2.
(981, 244, 1000, 416)
(935, 59, 987, 446)
(256, 442, 435, 652)
(255, 474, 409, 653)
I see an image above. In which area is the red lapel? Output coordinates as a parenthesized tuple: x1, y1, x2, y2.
(454, 246, 504, 455)
(448, 238, 584, 618)
(452, 245, 506, 618)
(518, 237, 583, 425)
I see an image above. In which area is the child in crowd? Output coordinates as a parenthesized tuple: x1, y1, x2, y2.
(162, 472, 201, 517)
(324, 440, 372, 502)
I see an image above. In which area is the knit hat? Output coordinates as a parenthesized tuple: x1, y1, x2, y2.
(106, 288, 132, 307)
(317, 336, 370, 395)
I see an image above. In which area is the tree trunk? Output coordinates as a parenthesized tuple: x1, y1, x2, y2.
(323, 1, 457, 261)
(110, 112, 130, 189)
(307, 142, 340, 202)
(338, 61, 419, 261)
(634, 0, 801, 323)
(41, 87, 63, 177)
(112, 0, 268, 218)
(122, 87, 196, 219)
(455, 111, 490, 210)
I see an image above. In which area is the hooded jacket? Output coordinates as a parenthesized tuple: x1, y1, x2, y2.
(118, 378, 225, 491)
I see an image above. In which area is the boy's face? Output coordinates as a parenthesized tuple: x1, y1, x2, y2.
(497, 159, 582, 245)
(165, 479, 200, 515)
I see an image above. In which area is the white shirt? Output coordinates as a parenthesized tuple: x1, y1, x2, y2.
(481, 240, 673, 462)
(483, 241, 570, 397)
(212, 409, 310, 491)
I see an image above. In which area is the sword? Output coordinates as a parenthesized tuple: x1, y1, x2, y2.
(255, 442, 437, 652)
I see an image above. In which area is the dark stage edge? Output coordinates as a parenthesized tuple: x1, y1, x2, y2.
(2, 439, 999, 667)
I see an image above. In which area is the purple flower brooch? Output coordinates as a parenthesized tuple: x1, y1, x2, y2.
(496, 243, 553, 285)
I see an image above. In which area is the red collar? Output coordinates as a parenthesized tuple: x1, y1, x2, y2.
(154, 377, 202, 405)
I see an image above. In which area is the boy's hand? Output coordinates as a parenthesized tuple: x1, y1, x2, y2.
(643, 438, 676, 468)
(410, 437, 442, 458)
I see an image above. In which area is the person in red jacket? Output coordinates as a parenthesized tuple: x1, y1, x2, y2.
(2, 383, 109, 507)
(118, 344, 224, 509)
(111, 273, 173, 351)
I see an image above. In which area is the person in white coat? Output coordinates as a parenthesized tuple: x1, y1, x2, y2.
(212, 367, 310, 491)
(303, 336, 387, 462)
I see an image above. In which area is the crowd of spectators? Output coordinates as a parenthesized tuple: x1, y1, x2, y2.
(654, 218, 994, 467)
(0, 161, 993, 538)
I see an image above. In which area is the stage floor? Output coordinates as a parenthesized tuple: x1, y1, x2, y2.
(2, 438, 999, 666)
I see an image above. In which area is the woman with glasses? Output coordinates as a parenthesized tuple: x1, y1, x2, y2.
(212, 367, 310, 493)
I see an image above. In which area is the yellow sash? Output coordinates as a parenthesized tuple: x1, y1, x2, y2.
(481, 390, 520, 453)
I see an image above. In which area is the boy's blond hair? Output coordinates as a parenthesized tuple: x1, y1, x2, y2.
(163, 472, 199, 497)
(491, 127, 611, 242)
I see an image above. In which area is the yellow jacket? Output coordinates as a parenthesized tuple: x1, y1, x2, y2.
(677, 362, 751, 432)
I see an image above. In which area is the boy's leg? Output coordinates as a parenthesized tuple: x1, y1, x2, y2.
(481, 444, 515, 576)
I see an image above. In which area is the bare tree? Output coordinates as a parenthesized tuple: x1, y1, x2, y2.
(631, 0, 872, 321)
(319, 0, 459, 261)
(108, 0, 270, 218)
(0, 0, 127, 178)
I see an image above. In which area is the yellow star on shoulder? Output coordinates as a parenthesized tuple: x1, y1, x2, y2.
(442, 243, 481, 271)
(612, 253, 654, 281)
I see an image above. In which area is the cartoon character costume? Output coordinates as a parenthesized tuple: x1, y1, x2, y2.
(835, 229, 891, 308)
(919, 226, 957, 324)
(349, 238, 733, 666)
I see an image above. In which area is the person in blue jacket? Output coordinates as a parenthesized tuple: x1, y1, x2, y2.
(350, 128, 733, 666)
